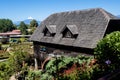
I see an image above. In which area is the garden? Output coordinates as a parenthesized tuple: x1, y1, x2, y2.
(0, 38, 33, 80)
(0, 31, 120, 80)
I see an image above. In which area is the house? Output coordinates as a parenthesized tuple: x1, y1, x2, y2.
(0, 30, 21, 36)
(0, 30, 21, 43)
(30, 8, 120, 68)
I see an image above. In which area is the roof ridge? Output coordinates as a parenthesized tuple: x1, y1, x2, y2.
(50, 8, 104, 16)
(99, 8, 111, 21)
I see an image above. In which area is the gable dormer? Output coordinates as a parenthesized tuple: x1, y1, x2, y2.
(62, 25, 78, 38)
(43, 25, 56, 37)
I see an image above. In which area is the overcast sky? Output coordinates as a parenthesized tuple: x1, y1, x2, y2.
(0, 0, 120, 21)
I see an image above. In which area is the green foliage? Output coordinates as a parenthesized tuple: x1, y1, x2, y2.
(26, 70, 41, 80)
(19, 37, 27, 43)
(0, 19, 16, 32)
(0, 43, 32, 80)
(44, 55, 95, 80)
(19, 21, 28, 35)
(45, 56, 75, 75)
(60, 55, 95, 80)
(30, 19, 38, 28)
(28, 19, 38, 34)
(94, 31, 120, 71)
(40, 73, 54, 80)
(26, 70, 53, 80)
(45, 58, 57, 74)
(0, 44, 10, 59)
(75, 55, 93, 64)
(0, 61, 13, 80)
(8, 50, 30, 72)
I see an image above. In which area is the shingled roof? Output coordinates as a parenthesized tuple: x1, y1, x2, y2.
(30, 8, 119, 49)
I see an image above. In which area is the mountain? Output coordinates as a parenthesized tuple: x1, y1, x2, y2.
(117, 15, 120, 18)
(14, 19, 41, 26)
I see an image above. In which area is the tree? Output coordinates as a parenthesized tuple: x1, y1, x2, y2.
(13, 24, 17, 29)
(94, 31, 120, 71)
(0, 19, 16, 32)
(19, 21, 28, 35)
(29, 19, 38, 34)
(30, 19, 38, 28)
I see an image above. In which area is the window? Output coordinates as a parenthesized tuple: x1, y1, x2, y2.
(40, 46, 46, 52)
(63, 28, 74, 38)
(65, 30, 72, 38)
(44, 28, 50, 36)
(43, 28, 53, 37)
(62, 25, 78, 38)
(43, 25, 56, 37)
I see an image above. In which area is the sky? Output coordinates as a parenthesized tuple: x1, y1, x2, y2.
(0, 0, 120, 22)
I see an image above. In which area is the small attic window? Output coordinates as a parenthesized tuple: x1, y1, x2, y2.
(63, 28, 74, 38)
(43, 25, 56, 37)
(62, 25, 78, 38)
(43, 28, 52, 37)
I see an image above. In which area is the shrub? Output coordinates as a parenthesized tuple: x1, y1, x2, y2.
(26, 70, 42, 80)
(8, 49, 31, 73)
(44, 55, 95, 80)
(94, 31, 120, 71)
(0, 61, 15, 80)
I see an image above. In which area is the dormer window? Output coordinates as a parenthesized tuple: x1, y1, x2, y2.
(62, 25, 78, 38)
(44, 28, 52, 37)
(43, 25, 56, 37)
(63, 28, 73, 38)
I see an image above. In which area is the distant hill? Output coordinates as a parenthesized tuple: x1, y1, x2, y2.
(117, 15, 120, 18)
(14, 19, 41, 26)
